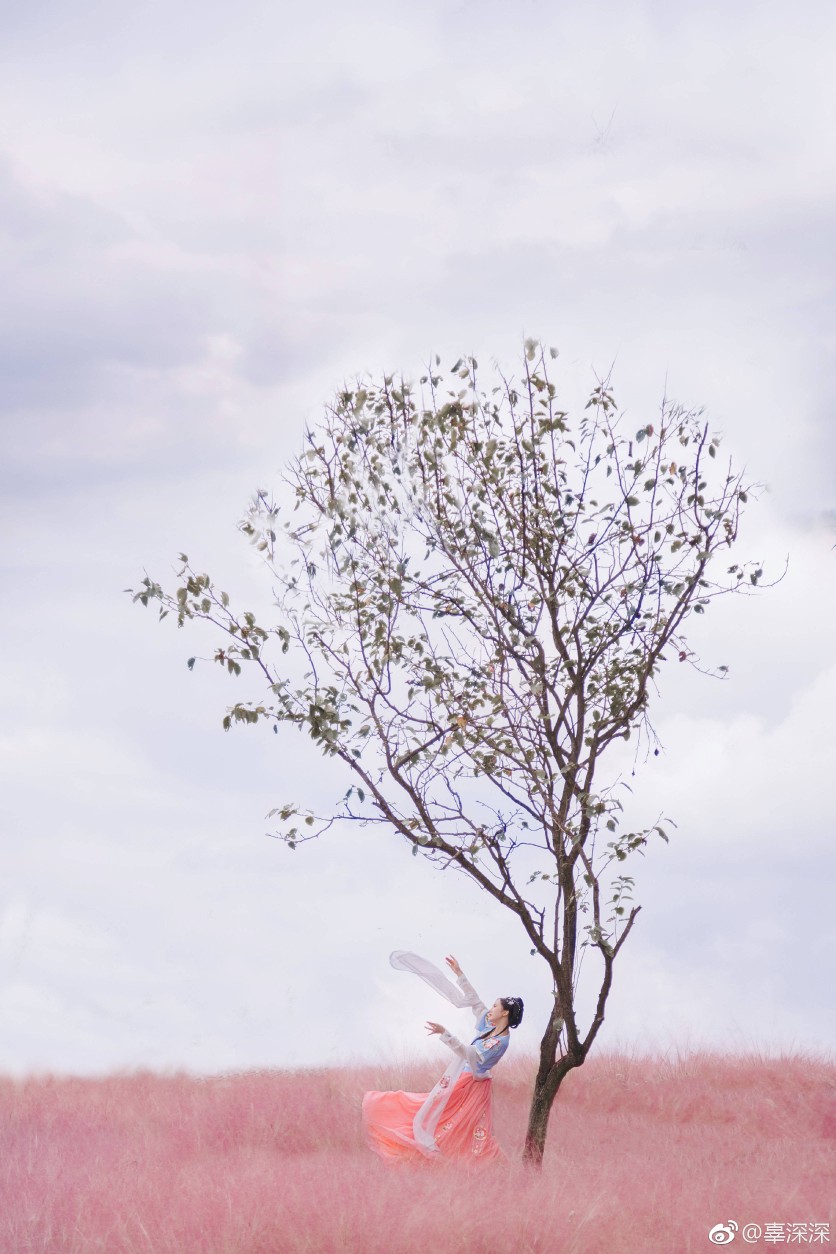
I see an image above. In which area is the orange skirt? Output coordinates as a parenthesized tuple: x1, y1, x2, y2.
(362, 1072, 503, 1164)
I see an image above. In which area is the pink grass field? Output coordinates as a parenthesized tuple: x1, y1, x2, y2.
(2, 1050, 833, 1254)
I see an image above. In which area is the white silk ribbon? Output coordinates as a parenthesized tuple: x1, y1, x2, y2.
(389, 950, 474, 1007)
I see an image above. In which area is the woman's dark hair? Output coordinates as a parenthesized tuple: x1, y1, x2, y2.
(501, 996, 524, 1029)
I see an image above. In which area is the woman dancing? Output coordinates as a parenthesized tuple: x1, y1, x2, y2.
(362, 953, 524, 1163)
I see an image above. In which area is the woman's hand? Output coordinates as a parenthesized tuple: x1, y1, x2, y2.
(425, 1021, 446, 1035)
(445, 955, 462, 977)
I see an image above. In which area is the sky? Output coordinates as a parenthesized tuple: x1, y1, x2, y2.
(1, 0, 834, 1078)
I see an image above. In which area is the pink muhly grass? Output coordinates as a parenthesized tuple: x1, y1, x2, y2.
(1, 1050, 832, 1253)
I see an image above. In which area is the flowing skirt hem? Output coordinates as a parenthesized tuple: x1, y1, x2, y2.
(362, 1074, 504, 1165)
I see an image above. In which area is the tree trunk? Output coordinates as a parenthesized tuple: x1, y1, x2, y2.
(523, 1014, 584, 1165)
(522, 1062, 573, 1164)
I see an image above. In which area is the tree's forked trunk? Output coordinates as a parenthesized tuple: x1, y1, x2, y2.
(523, 1027, 584, 1165)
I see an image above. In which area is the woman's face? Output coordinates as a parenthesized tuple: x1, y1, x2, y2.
(487, 999, 509, 1028)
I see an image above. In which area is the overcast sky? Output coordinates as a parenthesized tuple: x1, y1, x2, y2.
(1, 0, 834, 1078)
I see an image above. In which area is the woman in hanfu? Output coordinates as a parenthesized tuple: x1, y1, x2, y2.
(362, 952, 523, 1164)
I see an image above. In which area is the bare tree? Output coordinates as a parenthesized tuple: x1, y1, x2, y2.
(131, 341, 761, 1163)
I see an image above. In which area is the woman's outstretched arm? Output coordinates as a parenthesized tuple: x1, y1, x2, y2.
(445, 955, 487, 1019)
(426, 1020, 508, 1076)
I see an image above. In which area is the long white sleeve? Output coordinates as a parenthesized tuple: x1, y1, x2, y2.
(439, 972, 488, 1072)
(438, 1029, 483, 1072)
(455, 971, 487, 1020)
(389, 952, 476, 1008)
